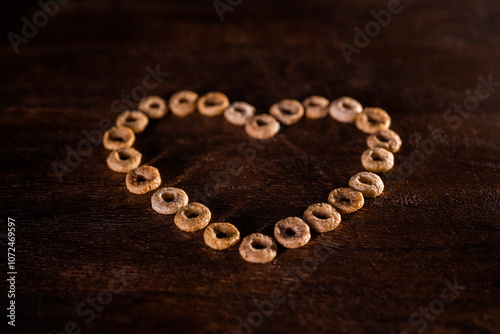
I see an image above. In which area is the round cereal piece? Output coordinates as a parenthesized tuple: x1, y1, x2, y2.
(269, 99, 304, 125)
(274, 217, 311, 249)
(197, 92, 230, 117)
(116, 110, 149, 133)
(151, 187, 189, 215)
(245, 114, 280, 140)
(303, 95, 329, 119)
(103, 126, 135, 150)
(329, 96, 363, 123)
(239, 233, 277, 264)
(174, 202, 211, 232)
(303, 203, 341, 233)
(355, 107, 391, 134)
(138, 95, 168, 119)
(328, 187, 364, 214)
(367, 129, 402, 153)
(348, 171, 384, 198)
(125, 165, 161, 194)
(361, 147, 394, 173)
(224, 101, 256, 126)
(169, 90, 199, 117)
(106, 147, 142, 173)
(204, 222, 241, 250)
(125, 165, 161, 195)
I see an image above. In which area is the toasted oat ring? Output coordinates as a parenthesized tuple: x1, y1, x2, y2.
(138, 95, 168, 119)
(106, 147, 142, 173)
(224, 101, 256, 126)
(274, 217, 311, 249)
(125, 165, 161, 195)
(348, 171, 384, 198)
(269, 99, 304, 125)
(151, 187, 188, 215)
(303, 203, 341, 233)
(361, 147, 394, 173)
(303, 95, 330, 119)
(239, 233, 277, 264)
(329, 96, 363, 123)
(355, 107, 391, 134)
(245, 114, 280, 140)
(103, 126, 135, 150)
(116, 110, 149, 133)
(204, 222, 241, 250)
(169, 90, 199, 117)
(174, 202, 211, 232)
(328, 188, 364, 214)
(197, 92, 230, 117)
(367, 129, 402, 153)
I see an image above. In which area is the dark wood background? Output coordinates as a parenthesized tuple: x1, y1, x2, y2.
(1, 0, 499, 333)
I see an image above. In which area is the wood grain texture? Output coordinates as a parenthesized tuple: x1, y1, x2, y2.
(1, 0, 499, 333)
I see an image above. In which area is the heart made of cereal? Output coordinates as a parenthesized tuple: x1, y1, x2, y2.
(103, 91, 402, 264)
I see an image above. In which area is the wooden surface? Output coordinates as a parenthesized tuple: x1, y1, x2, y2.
(1, 0, 499, 333)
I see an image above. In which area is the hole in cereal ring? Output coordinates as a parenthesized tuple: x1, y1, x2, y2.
(150, 103, 159, 109)
(256, 119, 267, 126)
(359, 175, 372, 184)
(205, 99, 222, 107)
(161, 193, 174, 202)
(251, 241, 265, 249)
(136, 175, 147, 182)
(377, 133, 390, 142)
(340, 197, 351, 203)
(126, 116, 136, 122)
(179, 98, 188, 104)
(313, 211, 329, 220)
(372, 151, 383, 161)
(118, 151, 130, 160)
(187, 212, 199, 219)
(110, 135, 124, 142)
(285, 228, 296, 236)
(216, 232, 228, 239)
(367, 114, 381, 125)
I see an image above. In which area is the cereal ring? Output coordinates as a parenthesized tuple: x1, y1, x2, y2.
(239, 233, 277, 264)
(103, 126, 135, 150)
(224, 102, 256, 126)
(106, 147, 142, 173)
(348, 171, 384, 198)
(329, 97, 363, 123)
(151, 187, 188, 215)
(367, 129, 402, 153)
(269, 99, 304, 125)
(197, 92, 230, 117)
(361, 147, 394, 173)
(116, 110, 149, 133)
(328, 187, 364, 214)
(355, 107, 391, 134)
(169, 90, 199, 117)
(303, 95, 329, 119)
(138, 95, 168, 119)
(245, 114, 280, 140)
(204, 222, 241, 250)
(174, 202, 211, 232)
(303, 203, 341, 233)
(274, 217, 311, 249)
(125, 165, 161, 195)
